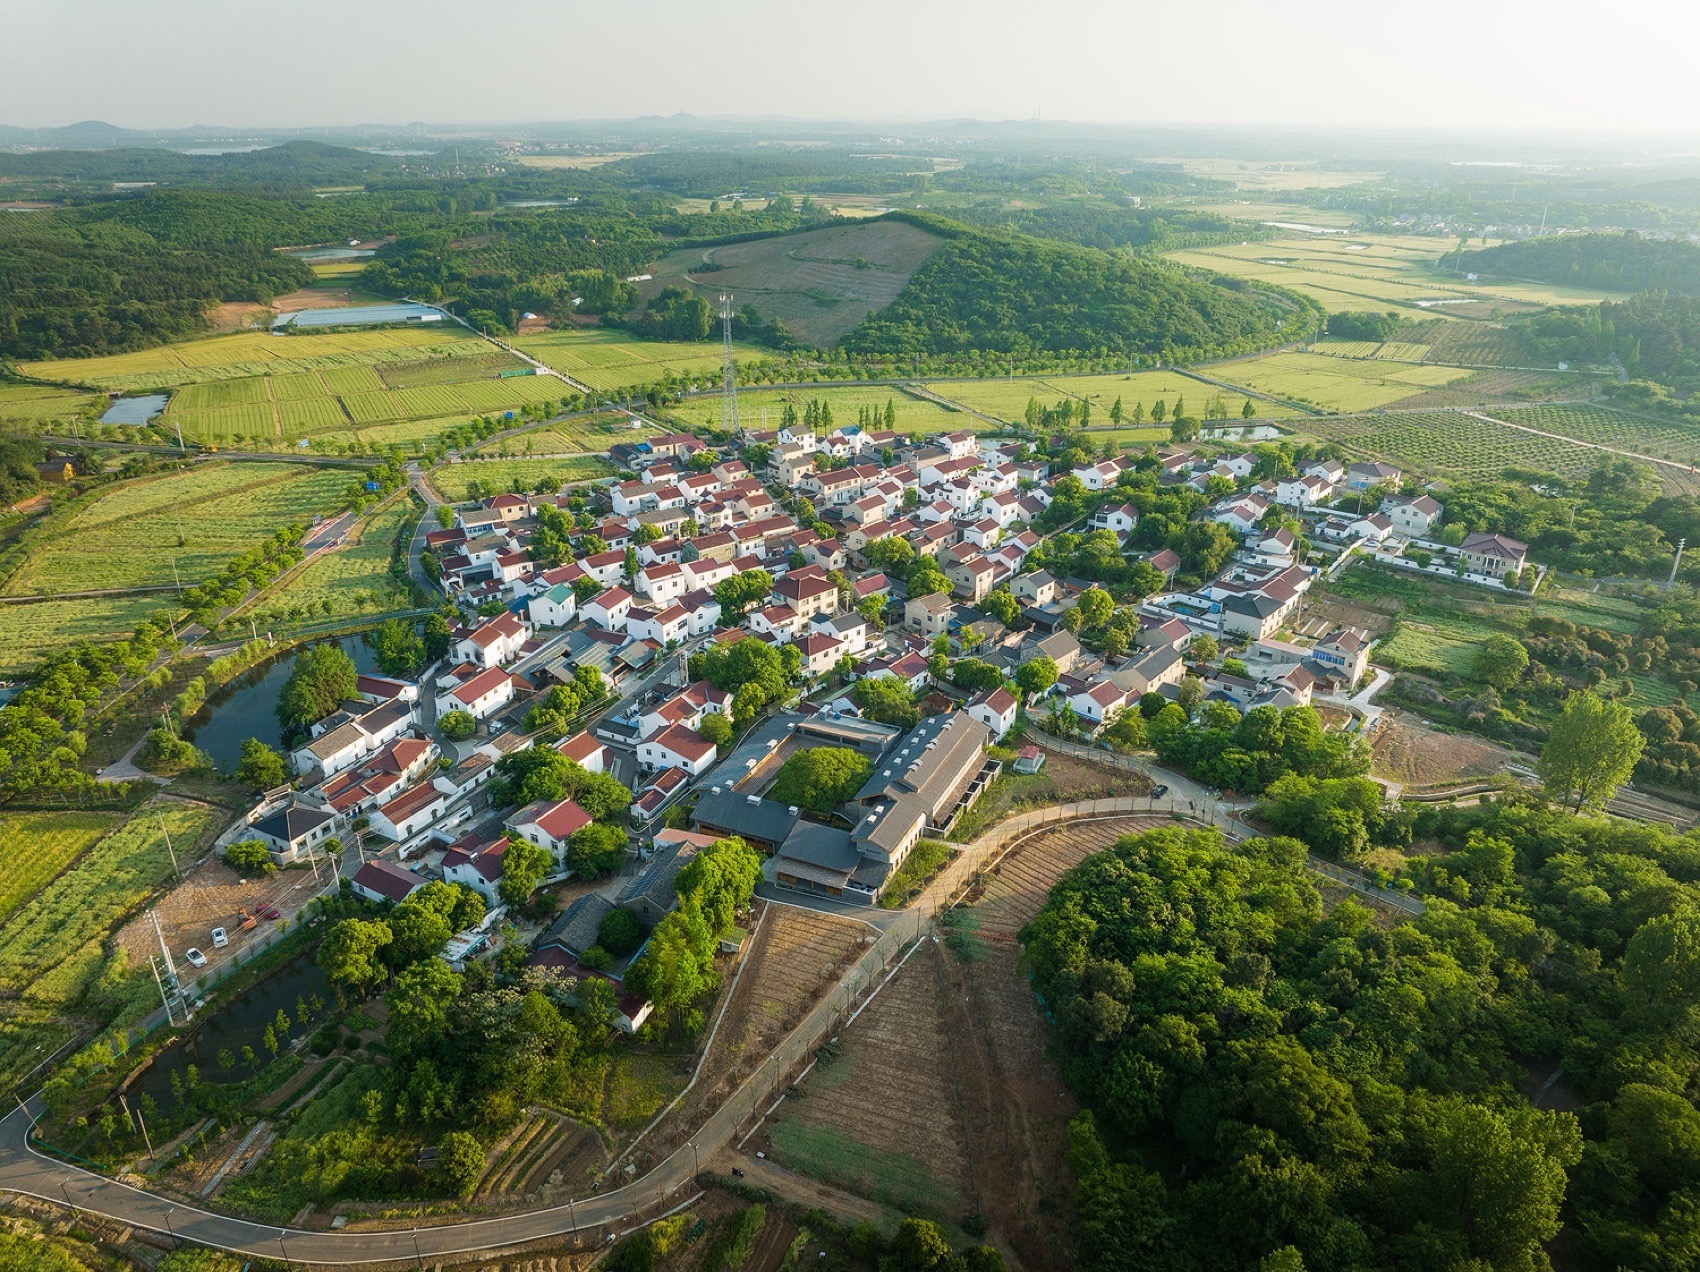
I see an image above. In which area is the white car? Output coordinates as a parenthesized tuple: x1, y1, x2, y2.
(183, 947, 208, 968)
(210, 927, 228, 948)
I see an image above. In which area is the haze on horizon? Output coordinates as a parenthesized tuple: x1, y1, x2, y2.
(9, 0, 1700, 138)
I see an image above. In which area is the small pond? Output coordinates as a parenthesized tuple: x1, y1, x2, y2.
(99, 394, 168, 426)
(281, 245, 376, 262)
(130, 953, 329, 1108)
(185, 634, 378, 769)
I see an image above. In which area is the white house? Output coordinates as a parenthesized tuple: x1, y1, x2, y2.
(441, 835, 510, 903)
(966, 686, 1018, 739)
(507, 797, 593, 863)
(435, 667, 515, 720)
(1069, 680, 1134, 728)
(556, 730, 606, 773)
(637, 724, 719, 778)
(528, 582, 579, 628)
(635, 561, 689, 605)
(350, 859, 425, 905)
(582, 587, 635, 631)
(626, 603, 691, 646)
(368, 780, 452, 841)
(454, 611, 530, 669)
(1382, 494, 1444, 537)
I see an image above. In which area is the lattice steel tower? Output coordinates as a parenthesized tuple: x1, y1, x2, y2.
(719, 293, 739, 433)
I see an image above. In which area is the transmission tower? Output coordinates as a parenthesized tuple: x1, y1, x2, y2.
(719, 293, 739, 434)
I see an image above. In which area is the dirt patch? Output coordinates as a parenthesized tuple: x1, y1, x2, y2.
(208, 301, 272, 333)
(515, 315, 552, 336)
(1371, 712, 1508, 786)
(116, 854, 328, 981)
(273, 287, 351, 312)
(640, 902, 869, 1167)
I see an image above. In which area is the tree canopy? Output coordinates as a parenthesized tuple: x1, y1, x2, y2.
(768, 746, 874, 815)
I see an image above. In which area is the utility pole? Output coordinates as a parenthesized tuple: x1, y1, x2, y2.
(158, 813, 179, 878)
(149, 954, 176, 1027)
(719, 293, 739, 434)
(1672, 537, 1687, 585)
(150, 910, 176, 982)
(170, 557, 182, 594)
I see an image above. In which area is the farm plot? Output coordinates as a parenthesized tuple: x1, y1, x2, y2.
(377, 352, 528, 387)
(0, 811, 122, 927)
(249, 498, 416, 632)
(766, 941, 974, 1221)
(1486, 404, 1700, 465)
(320, 366, 387, 396)
(168, 402, 279, 443)
(1390, 369, 1581, 410)
(1417, 320, 1535, 367)
(471, 417, 635, 456)
(432, 457, 613, 502)
(170, 378, 270, 410)
(0, 595, 168, 673)
(19, 327, 492, 393)
(650, 905, 869, 1165)
(3, 462, 350, 596)
(513, 327, 767, 393)
(268, 371, 327, 401)
(670, 384, 967, 436)
(1213, 352, 1472, 413)
(967, 815, 1162, 944)
(278, 396, 350, 434)
(926, 370, 1300, 424)
(0, 383, 100, 429)
(1298, 410, 1606, 483)
(0, 799, 219, 1088)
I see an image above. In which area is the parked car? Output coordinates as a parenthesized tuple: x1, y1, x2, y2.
(183, 947, 208, 968)
(257, 904, 281, 920)
(1151, 784, 1170, 798)
(210, 927, 228, 948)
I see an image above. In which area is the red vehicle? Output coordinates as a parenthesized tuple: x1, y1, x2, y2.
(256, 904, 281, 921)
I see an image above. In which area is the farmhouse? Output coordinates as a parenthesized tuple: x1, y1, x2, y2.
(1460, 531, 1529, 577)
(248, 804, 337, 865)
(350, 859, 425, 906)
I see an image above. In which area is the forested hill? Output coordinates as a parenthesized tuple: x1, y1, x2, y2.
(844, 213, 1312, 362)
(1443, 230, 1700, 295)
(1026, 808, 1700, 1271)
(0, 140, 406, 191)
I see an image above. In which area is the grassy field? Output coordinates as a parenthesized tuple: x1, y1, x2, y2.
(1167, 233, 1635, 317)
(1172, 159, 1383, 191)
(0, 382, 102, 430)
(669, 384, 968, 435)
(1213, 352, 1472, 412)
(926, 370, 1301, 424)
(432, 456, 614, 502)
(250, 498, 416, 632)
(470, 415, 643, 456)
(0, 595, 168, 673)
(645, 218, 947, 347)
(3, 463, 350, 597)
(0, 800, 220, 1088)
(0, 811, 122, 927)
(513, 327, 769, 394)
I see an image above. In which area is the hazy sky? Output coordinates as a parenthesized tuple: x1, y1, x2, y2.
(9, 0, 1700, 134)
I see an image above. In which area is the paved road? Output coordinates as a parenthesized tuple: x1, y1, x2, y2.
(404, 463, 444, 596)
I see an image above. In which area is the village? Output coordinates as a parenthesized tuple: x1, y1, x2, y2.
(172, 410, 1537, 1035)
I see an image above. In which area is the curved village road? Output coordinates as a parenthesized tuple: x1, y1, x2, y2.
(1, 1084, 701, 1265)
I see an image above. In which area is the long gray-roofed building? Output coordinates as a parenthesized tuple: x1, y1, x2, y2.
(853, 712, 996, 829)
(690, 788, 801, 851)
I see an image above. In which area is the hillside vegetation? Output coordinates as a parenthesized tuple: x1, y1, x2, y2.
(1445, 230, 1700, 296)
(846, 214, 1310, 362)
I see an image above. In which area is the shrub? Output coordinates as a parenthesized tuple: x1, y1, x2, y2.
(222, 839, 275, 875)
(439, 709, 477, 740)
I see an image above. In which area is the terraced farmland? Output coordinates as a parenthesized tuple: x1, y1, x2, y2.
(0, 382, 99, 429)
(1213, 352, 1472, 413)
(1486, 404, 1700, 465)
(1300, 410, 1613, 484)
(513, 327, 768, 393)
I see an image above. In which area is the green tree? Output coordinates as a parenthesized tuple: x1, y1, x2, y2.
(1474, 634, 1530, 689)
(1539, 690, 1645, 812)
(769, 746, 875, 815)
(713, 569, 773, 618)
(1077, 585, 1114, 630)
(1190, 634, 1219, 663)
(1016, 654, 1058, 698)
(853, 675, 921, 727)
(317, 917, 393, 998)
(598, 907, 644, 956)
(567, 822, 628, 877)
(422, 612, 452, 662)
(980, 587, 1021, 626)
(369, 617, 425, 676)
(435, 1130, 486, 1196)
(891, 1218, 953, 1271)
(276, 642, 358, 730)
(674, 836, 762, 937)
(500, 837, 552, 904)
(439, 709, 477, 740)
(386, 956, 462, 1057)
(698, 712, 733, 747)
(233, 738, 287, 791)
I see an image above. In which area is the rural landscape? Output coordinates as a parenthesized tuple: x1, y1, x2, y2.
(5, 18, 1700, 1272)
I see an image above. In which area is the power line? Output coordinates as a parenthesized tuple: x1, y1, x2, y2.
(719, 293, 739, 435)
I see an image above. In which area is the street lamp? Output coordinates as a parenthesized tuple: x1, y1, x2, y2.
(567, 1194, 577, 1233)
(58, 1179, 73, 1215)
(412, 1227, 425, 1270)
(689, 1141, 701, 1180)
(164, 1206, 176, 1243)
(277, 1231, 289, 1264)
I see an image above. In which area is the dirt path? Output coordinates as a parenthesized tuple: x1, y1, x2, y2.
(714, 1150, 883, 1226)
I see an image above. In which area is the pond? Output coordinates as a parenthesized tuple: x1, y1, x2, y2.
(130, 953, 330, 1108)
(185, 634, 378, 769)
(99, 394, 168, 425)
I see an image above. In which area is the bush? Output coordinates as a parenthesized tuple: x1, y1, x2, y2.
(598, 907, 644, 956)
(222, 839, 275, 875)
(580, 945, 613, 971)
